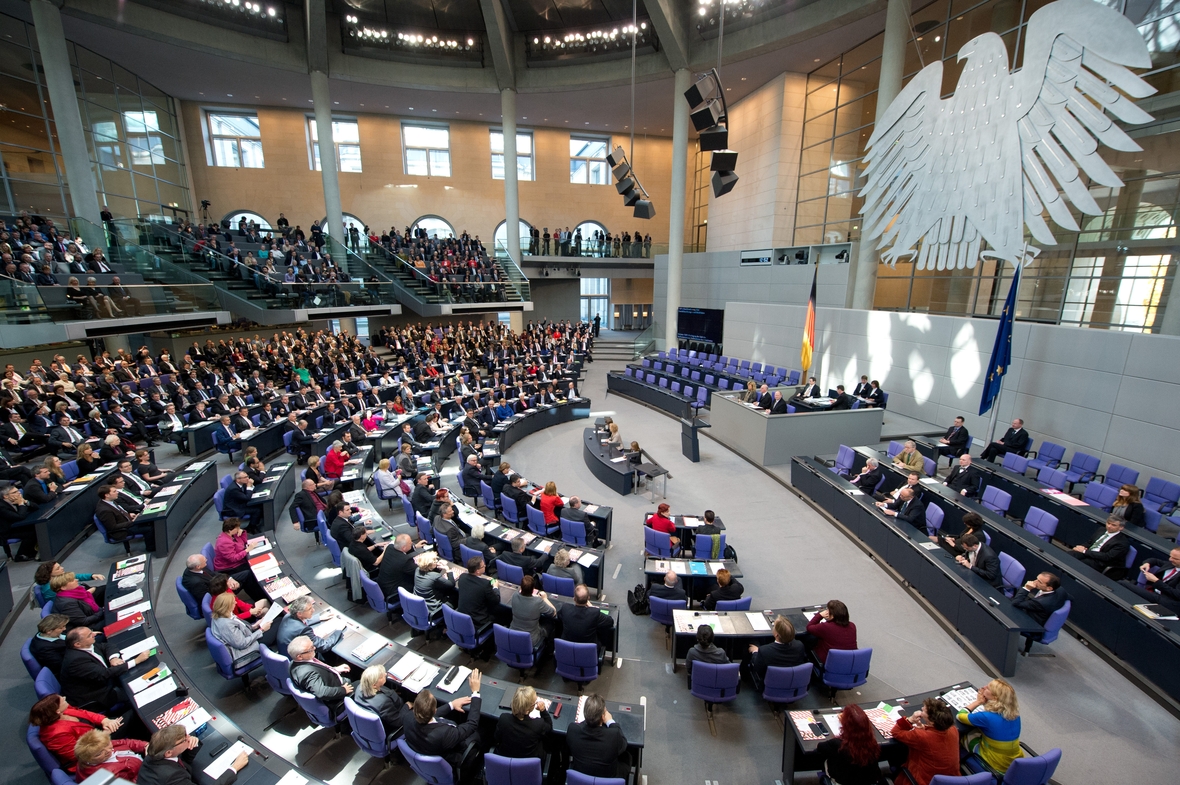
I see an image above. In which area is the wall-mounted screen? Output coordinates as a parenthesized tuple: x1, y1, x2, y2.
(677, 307, 724, 344)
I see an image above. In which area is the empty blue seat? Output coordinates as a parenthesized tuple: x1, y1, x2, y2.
(981, 486, 1012, 515)
(494, 623, 542, 676)
(1144, 477, 1180, 514)
(1027, 442, 1066, 473)
(554, 639, 600, 687)
(1002, 453, 1030, 474)
(821, 647, 872, 698)
(998, 552, 1025, 598)
(1102, 463, 1140, 489)
(1061, 451, 1100, 488)
(1022, 507, 1058, 542)
(1082, 482, 1118, 511)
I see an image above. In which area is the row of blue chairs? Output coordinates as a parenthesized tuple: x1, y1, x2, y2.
(623, 368, 710, 410)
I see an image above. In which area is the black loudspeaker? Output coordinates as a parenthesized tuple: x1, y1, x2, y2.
(710, 149, 738, 171)
(684, 76, 716, 108)
(712, 170, 739, 197)
(622, 188, 642, 207)
(606, 146, 627, 167)
(612, 161, 631, 180)
(698, 125, 729, 152)
(615, 177, 636, 195)
(633, 200, 656, 219)
(691, 101, 723, 132)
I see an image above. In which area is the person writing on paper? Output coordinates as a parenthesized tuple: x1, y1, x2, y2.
(891, 698, 960, 785)
(684, 624, 729, 688)
(287, 635, 355, 719)
(400, 670, 483, 784)
(745, 616, 807, 693)
(494, 684, 551, 760)
(701, 569, 744, 611)
(815, 704, 882, 785)
(29, 694, 130, 774)
(59, 627, 150, 713)
(956, 679, 1022, 775)
(955, 533, 1003, 588)
(276, 596, 342, 659)
(74, 728, 149, 782)
(210, 592, 276, 661)
(137, 723, 247, 785)
(566, 693, 631, 780)
(604, 421, 622, 447)
(353, 664, 405, 737)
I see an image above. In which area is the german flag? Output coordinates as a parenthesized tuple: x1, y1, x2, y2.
(800, 264, 817, 373)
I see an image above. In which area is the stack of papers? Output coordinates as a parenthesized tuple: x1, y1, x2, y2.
(118, 635, 158, 661)
(155, 485, 181, 497)
(402, 661, 441, 692)
(746, 612, 772, 631)
(249, 553, 281, 579)
(576, 551, 597, 567)
(109, 589, 144, 610)
(127, 664, 172, 693)
(116, 600, 152, 620)
(389, 651, 426, 681)
(203, 740, 253, 778)
(133, 677, 178, 708)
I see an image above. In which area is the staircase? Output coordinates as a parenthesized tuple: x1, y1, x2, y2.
(593, 338, 642, 363)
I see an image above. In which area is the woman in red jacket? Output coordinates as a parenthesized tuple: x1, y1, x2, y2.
(806, 599, 858, 664)
(29, 694, 123, 773)
(891, 698, 960, 785)
(538, 481, 564, 525)
(646, 502, 680, 549)
(323, 442, 346, 480)
(74, 729, 148, 782)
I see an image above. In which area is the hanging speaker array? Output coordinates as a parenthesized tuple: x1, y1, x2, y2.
(684, 68, 739, 197)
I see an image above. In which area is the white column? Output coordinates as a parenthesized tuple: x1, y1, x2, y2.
(501, 88, 521, 266)
(29, 0, 102, 225)
(849, 0, 908, 310)
(664, 68, 691, 349)
(311, 70, 345, 267)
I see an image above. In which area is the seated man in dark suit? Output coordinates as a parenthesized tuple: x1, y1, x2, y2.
(944, 454, 981, 497)
(566, 693, 631, 781)
(95, 483, 156, 550)
(287, 635, 355, 720)
(59, 626, 150, 712)
(497, 536, 550, 576)
(1012, 572, 1069, 652)
(456, 556, 505, 633)
(1121, 547, 1180, 613)
(852, 376, 871, 397)
(744, 615, 808, 692)
(211, 414, 242, 454)
(850, 458, 883, 494)
(561, 496, 600, 546)
(829, 384, 852, 410)
(876, 486, 924, 528)
(756, 384, 773, 410)
(222, 471, 260, 532)
(648, 571, 686, 602)
(0, 482, 40, 561)
(1070, 516, 1131, 578)
(399, 671, 483, 784)
(290, 419, 316, 462)
(558, 584, 615, 657)
(277, 596, 343, 658)
(954, 533, 1002, 588)
(795, 376, 820, 399)
(503, 475, 532, 522)
(30, 613, 70, 675)
(937, 416, 971, 459)
(979, 418, 1030, 463)
(377, 534, 419, 602)
(460, 454, 491, 497)
(180, 553, 217, 608)
(769, 390, 789, 414)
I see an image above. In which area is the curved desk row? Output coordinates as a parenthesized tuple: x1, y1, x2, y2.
(606, 371, 693, 419)
(136, 460, 219, 556)
(798, 452, 1180, 700)
(482, 397, 592, 458)
(582, 427, 638, 496)
(103, 556, 304, 785)
(260, 518, 645, 772)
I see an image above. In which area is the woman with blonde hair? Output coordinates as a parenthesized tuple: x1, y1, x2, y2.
(605, 421, 622, 446)
(957, 679, 1022, 774)
(210, 591, 273, 663)
(494, 684, 551, 759)
(546, 547, 583, 587)
(374, 458, 399, 498)
(353, 664, 404, 736)
(742, 380, 758, 403)
(74, 728, 148, 782)
(539, 480, 563, 527)
(74, 442, 101, 474)
(413, 550, 453, 617)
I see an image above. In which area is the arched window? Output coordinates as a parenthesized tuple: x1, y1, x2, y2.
(575, 220, 607, 257)
(221, 210, 272, 231)
(494, 219, 533, 257)
(410, 215, 455, 240)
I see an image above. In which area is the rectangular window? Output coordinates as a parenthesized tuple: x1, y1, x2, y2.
(402, 124, 450, 177)
(490, 130, 534, 181)
(124, 110, 165, 166)
(93, 121, 122, 169)
(569, 136, 610, 184)
(206, 112, 264, 168)
(309, 118, 362, 172)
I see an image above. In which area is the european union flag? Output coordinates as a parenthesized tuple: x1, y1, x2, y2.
(979, 265, 1021, 417)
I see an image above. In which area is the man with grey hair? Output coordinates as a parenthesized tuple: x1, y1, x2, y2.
(460, 453, 490, 497)
(559, 495, 600, 546)
(377, 532, 419, 601)
(180, 552, 232, 608)
(287, 635, 353, 720)
(851, 457, 883, 494)
(290, 418, 315, 463)
(276, 595, 342, 657)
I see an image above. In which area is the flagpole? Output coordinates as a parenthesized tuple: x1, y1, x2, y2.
(986, 385, 1002, 444)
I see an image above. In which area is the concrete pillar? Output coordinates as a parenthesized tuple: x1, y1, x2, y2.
(336, 317, 357, 336)
(501, 89, 521, 266)
(665, 68, 691, 349)
(103, 333, 130, 356)
(29, 0, 102, 226)
(508, 312, 523, 333)
(849, 0, 908, 310)
(305, 0, 344, 269)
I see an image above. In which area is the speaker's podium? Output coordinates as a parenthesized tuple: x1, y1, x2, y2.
(681, 416, 710, 462)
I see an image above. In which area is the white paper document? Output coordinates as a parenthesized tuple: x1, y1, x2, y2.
(133, 677, 178, 708)
(117, 601, 152, 620)
(178, 707, 212, 734)
(577, 551, 598, 567)
(119, 635, 159, 661)
(203, 740, 254, 779)
(259, 602, 286, 626)
(109, 589, 144, 610)
(389, 651, 425, 681)
(274, 771, 309, 785)
(746, 612, 772, 631)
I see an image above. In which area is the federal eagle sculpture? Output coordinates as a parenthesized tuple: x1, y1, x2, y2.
(859, 0, 1156, 271)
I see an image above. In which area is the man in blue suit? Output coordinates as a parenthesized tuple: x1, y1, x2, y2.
(223, 470, 261, 532)
(212, 414, 241, 455)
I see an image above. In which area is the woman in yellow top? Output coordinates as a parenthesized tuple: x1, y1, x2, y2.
(892, 440, 925, 476)
(957, 679, 1022, 774)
